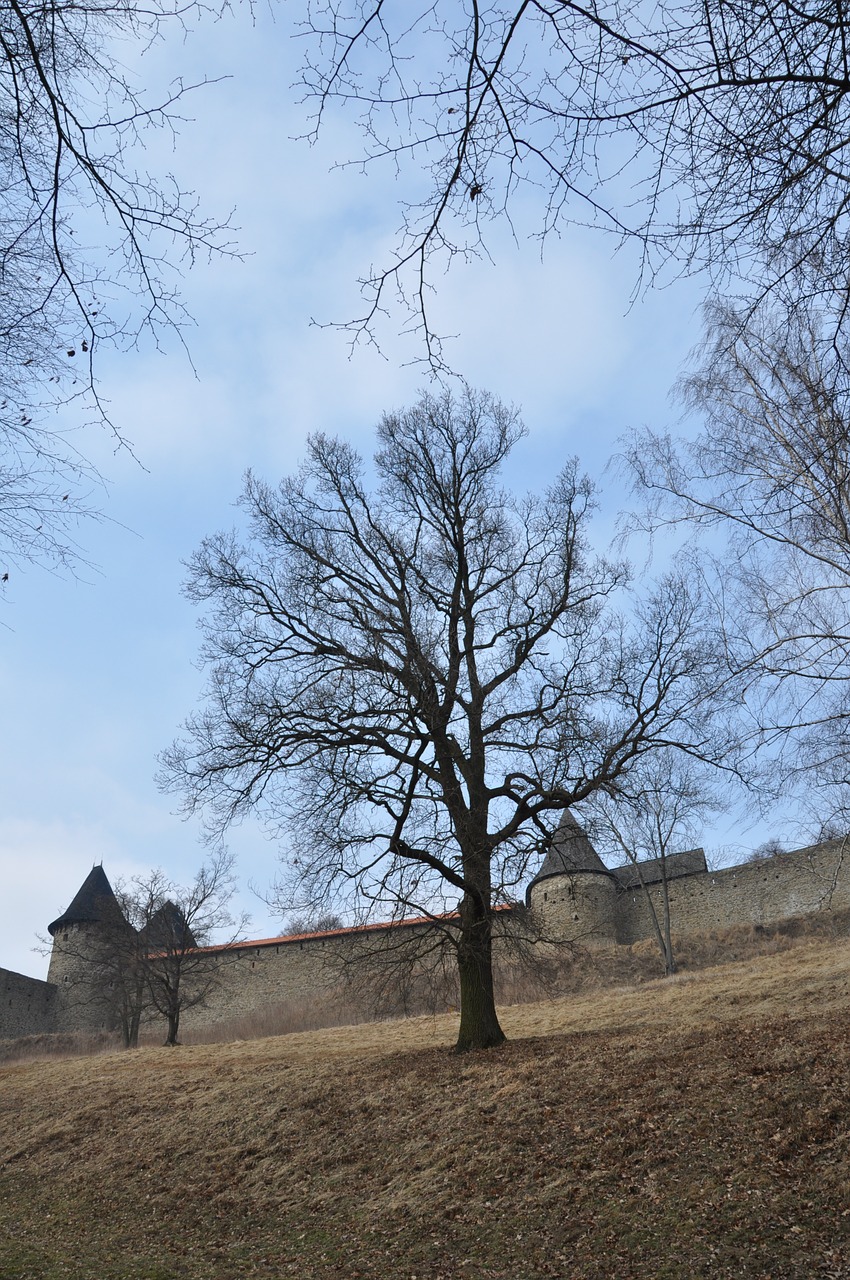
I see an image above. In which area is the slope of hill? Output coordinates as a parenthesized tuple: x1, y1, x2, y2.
(2, 939, 850, 1279)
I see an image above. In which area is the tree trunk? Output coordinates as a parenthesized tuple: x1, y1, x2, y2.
(164, 1005, 180, 1046)
(455, 892, 506, 1052)
(636, 863, 677, 977)
(661, 882, 677, 977)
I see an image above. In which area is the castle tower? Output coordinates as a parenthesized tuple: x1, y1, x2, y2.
(526, 811, 618, 946)
(47, 866, 130, 1032)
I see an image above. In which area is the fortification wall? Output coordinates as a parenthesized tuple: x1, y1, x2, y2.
(179, 934, 343, 1032)
(9, 836, 850, 1043)
(614, 839, 850, 944)
(0, 967, 56, 1038)
(179, 920, 460, 1033)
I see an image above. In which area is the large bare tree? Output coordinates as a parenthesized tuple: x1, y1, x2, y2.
(0, 0, 232, 572)
(163, 387, 729, 1051)
(294, 0, 850, 359)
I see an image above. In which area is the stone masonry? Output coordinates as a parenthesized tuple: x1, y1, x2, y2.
(2, 814, 850, 1040)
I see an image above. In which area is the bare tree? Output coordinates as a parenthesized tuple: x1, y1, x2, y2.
(0, 0, 233, 573)
(582, 752, 721, 975)
(162, 386, 731, 1051)
(53, 852, 247, 1047)
(626, 300, 850, 818)
(87, 896, 149, 1049)
(293, 0, 850, 360)
(132, 852, 248, 1046)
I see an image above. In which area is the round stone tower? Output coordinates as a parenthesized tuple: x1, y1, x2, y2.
(526, 811, 618, 946)
(47, 865, 129, 1032)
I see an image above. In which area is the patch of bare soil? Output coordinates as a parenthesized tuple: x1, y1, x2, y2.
(2, 939, 850, 1279)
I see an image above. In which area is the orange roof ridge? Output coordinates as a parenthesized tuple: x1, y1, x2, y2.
(183, 902, 514, 956)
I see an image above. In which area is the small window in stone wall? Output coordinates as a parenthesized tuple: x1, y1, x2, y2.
(543, 891, 548, 902)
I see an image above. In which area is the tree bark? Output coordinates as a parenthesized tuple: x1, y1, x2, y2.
(661, 880, 677, 976)
(164, 1003, 180, 1046)
(455, 892, 506, 1052)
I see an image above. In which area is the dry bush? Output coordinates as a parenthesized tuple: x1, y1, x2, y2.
(495, 906, 850, 1007)
(0, 1029, 120, 1065)
(670, 906, 850, 970)
(179, 987, 400, 1045)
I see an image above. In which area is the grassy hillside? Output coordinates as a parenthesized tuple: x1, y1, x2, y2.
(2, 939, 850, 1279)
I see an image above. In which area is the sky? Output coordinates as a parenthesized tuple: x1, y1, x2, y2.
(0, 4, 767, 980)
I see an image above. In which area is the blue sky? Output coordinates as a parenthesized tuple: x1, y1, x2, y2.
(0, 5, 748, 979)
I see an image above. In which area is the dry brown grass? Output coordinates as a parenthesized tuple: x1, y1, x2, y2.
(2, 936, 850, 1279)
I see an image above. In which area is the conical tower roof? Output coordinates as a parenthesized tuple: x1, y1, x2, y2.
(139, 900, 198, 951)
(527, 811, 610, 894)
(48, 865, 126, 936)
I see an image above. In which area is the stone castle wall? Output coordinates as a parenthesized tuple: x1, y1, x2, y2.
(150, 839, 850, 1035)
(612, 839, 850, 945)
(179, 933, 352, 1033)
(0, 967, 56, 1037)
(5, 836, 850, 1041)
(179, 919, 468, 1034)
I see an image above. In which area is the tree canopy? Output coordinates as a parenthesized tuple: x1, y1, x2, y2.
(297, 0, 850, 357)
(0, 0, 231, 571)
(627, 301, 850, 825)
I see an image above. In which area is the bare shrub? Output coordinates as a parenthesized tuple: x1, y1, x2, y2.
(180, 988, 401, 1045)
(0, 1030, 121, 1065)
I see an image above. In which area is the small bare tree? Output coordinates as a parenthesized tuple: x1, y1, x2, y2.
(163, 386, 732, 1051)
(283, 912, 346, 935)
(131, 852, 248, 1046)
(583, 752, 721, 976)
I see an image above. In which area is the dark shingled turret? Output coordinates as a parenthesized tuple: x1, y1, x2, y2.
(611, 847, 707, 890)
(139, 901, 198, 951)
(47, 865, 126, 936)
(526, 810, 611, 902)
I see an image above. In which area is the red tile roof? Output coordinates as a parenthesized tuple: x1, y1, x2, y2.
(192, 903, 514, 955)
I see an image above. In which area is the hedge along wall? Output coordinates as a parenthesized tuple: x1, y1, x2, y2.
(614, 839, 850, 945)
